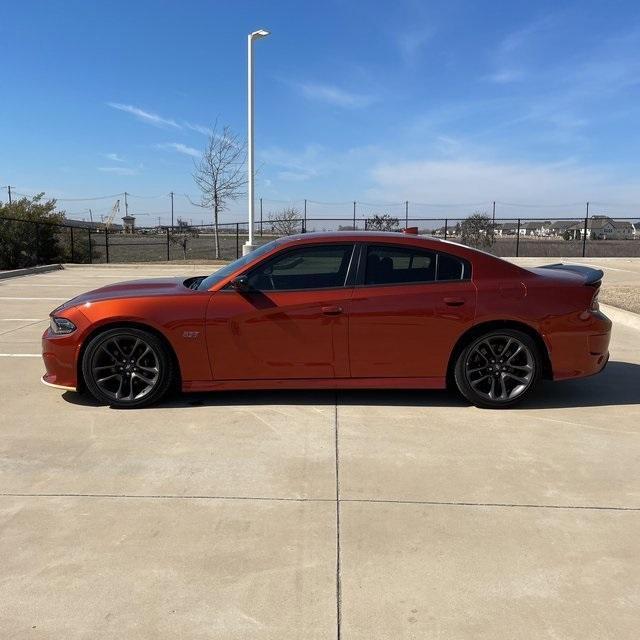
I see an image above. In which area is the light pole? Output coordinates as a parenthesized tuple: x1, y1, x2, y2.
(243, 28, 270, 255)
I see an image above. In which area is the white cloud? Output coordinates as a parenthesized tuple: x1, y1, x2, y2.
(107, 102, 181, 129)
(97, 166, 140, 176)
(368, 158, 640, 208)
(104, 152, 125, 162)
(297, 82, 374, 108)
(156, 142, 201, 157)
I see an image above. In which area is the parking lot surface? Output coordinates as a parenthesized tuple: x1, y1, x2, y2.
(1, 263, 639, 639)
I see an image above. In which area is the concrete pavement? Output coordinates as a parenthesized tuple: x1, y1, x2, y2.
(0, 263, 639, 638)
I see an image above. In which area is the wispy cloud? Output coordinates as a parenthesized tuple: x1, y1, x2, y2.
(397, 28, 434, 64)
(104, 152, 125, 162)
(156, 142, 201, 157)
(485, 69, 525, 84)
(107, 102, 181, 129)
(97, 165, 140, 176)
(184, 122, 213, 136)
(297, 82, 375, 108)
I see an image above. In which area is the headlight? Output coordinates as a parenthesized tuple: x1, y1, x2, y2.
(49, 316, 77, 335)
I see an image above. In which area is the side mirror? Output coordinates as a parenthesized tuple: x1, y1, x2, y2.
(230, 275, 251, 292)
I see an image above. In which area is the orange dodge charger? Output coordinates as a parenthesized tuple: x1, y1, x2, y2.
(42, 231, 611, 409)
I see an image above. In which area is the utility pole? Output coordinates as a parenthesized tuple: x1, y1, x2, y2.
(89, 208, 93, 224)
(124, 192, 129, 216)
(405, 200, 409, 227)
(170, 192, 174, 228)
(157, 216, 161, 228)
(492, 201, 496, 223)
(6, 186, 12, 204)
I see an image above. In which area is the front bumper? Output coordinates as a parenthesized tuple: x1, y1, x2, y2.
(41, 374, 76, 392)
(41, 327, 81, 391)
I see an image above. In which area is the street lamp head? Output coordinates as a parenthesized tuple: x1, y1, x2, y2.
(250, 29, 270, 39)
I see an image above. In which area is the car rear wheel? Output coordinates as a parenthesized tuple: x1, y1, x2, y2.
(454, 329, 540, 409)
(82, 327, 173, 408)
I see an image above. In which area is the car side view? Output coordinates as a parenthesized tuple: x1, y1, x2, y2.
(42, 231, 611, 409)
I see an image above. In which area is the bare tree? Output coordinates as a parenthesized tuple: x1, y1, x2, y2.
(269, 207, 302, 236)
(365, 213, 400, 231)
(460, 212, 496, 249)
(192, 123, 246, 258)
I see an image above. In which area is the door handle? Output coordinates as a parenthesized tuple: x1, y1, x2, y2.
(443, 297, 465, 307)
(321, 305, 343, 315)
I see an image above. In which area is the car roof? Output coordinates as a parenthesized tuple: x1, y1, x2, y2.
(276, 230, 443, 244)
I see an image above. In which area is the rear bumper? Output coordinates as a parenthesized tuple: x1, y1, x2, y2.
(546, 310, 612, 381)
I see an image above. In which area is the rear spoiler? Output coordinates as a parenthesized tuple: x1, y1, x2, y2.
(538, 263, 603, 286)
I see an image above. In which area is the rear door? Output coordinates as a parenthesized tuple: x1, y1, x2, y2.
(206, 243, 356, 380)
(348, 243, 476, 379)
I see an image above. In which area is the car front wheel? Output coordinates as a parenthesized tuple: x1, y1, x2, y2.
(454, 329, 541, 409)
(82, 327, 174, 408)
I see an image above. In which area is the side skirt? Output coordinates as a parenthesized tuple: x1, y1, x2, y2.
(182, 376, 446, 393)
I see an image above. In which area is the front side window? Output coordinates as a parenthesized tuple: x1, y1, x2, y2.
(247, 244, 354, 291)
(364, 245, 470, 285)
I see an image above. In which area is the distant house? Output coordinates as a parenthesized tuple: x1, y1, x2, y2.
(548, 220, 575, 237)
(522, 220, 552, 236)
(495, 222, 519, 236)
(565, 215, 636, 240)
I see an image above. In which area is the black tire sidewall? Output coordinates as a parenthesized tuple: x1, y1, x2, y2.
(81, 327, 172, 408)
(454, 328, 541, 409)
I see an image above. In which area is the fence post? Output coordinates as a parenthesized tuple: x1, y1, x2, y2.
(516, 219, 521, 257)
(105, 227, 110, 264)
(353, 201, 356, 229)
(260, 197, 263, 237)
(582, 202, 589, 257)
(236, 223, 240, 258)
(166, 227, 170, 261)
(70, 226, 75, 263)
(444, 219, 448, 240)
(405, 200, 409, 227)
(303, 199, 307, 233)
(88, 227, 93, 264)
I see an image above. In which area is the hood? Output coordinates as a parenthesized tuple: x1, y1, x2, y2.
(53, 277, 193, 313)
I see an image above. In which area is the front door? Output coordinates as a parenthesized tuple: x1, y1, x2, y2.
(206, 243, 355, 380)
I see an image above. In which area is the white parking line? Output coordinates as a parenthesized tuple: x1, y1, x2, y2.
(0, 318, 44, 322)
(0, 353, 41, 357)
(0, 297, 67, 301)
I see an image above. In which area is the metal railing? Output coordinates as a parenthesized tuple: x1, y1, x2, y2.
(1, 214, 639, 269)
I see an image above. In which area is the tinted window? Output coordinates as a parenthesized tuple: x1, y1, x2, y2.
(437, 252, 468, 280)
(247, 244, 354, 291)
(365, 245, 436, 285)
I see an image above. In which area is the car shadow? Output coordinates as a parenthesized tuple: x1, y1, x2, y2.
(61, 360, 640, 410)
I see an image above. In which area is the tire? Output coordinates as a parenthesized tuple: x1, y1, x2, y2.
(454, 328, 541, 409)
(81, 327, 174, 408)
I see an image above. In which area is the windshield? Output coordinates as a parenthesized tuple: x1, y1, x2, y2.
(197, 239, 279, 290)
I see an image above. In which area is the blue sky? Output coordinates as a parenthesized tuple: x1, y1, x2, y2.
(2, 0, 640, 223)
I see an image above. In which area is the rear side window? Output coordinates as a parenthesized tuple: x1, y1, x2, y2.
(437, 252, 468, 281)
(364, 245, 470, 285)
(247, 244, 354, 290)
(365, 246, 436, 284)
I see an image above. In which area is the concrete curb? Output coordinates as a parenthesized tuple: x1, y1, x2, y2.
(0, 264, 63, 280)
(600, 303, 640, 332)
